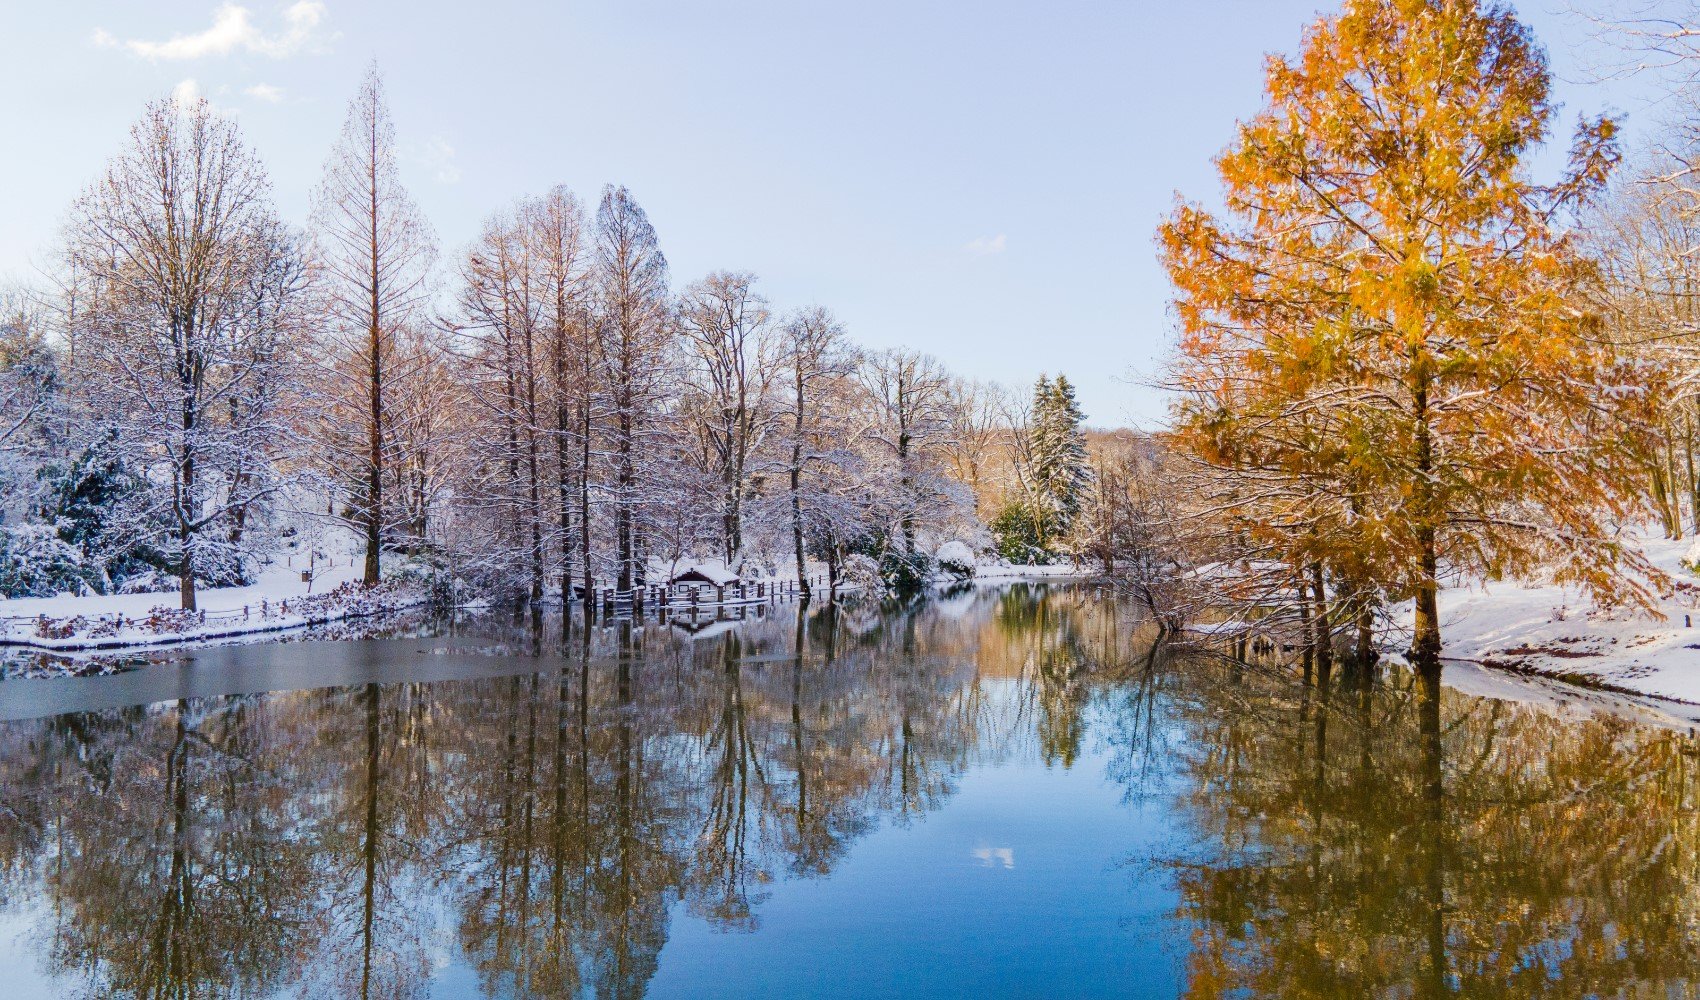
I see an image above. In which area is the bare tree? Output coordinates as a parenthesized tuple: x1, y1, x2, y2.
(65, 98, 305, 609)
(455, 200, 550, 600)
(678, 271, 775, 566)
(943, 378, 1011, 516)
(310, 61, 437, 584)
(775, 307, 856, 600)
(532, 186, 593, 606)
(592, 186, 672, 594)
(858, 348, 957, 560)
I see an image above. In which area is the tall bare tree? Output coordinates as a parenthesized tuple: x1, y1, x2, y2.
(456, 201, 549, 601)
(776, 307, 855, 601)
(310, 61, 437, 584)
(532, 186, 593, 606)
(592, 186, 671, 595)
(859, 348, 957, 560)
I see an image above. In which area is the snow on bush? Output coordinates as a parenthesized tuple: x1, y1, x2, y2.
(1685, 537, 1700, 575)
(840, 554, 882, 595)
(934, 540, 976, 580)
(0, 523, 92, 598)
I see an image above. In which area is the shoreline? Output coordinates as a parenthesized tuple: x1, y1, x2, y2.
(1380, 532, 1700, 710)
(0, 564, 1095, 657)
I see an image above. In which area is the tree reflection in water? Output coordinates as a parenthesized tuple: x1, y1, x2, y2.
(1157, 652, 1700, 997)
(0, 583, 1697, 997)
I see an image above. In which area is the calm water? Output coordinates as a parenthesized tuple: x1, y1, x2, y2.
(1, 583, 1698, 998)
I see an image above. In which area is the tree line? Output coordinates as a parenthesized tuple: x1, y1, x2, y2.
(0, 63, 1106, 610)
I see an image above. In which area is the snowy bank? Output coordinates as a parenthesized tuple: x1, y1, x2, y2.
(1397, 533, 1700, 705)
(972, 562, 1096, 582)
(0, 562, 428, 652)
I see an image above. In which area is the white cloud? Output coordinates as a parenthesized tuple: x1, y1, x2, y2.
(244, 82, 285, 103)
(95, 2, 332, 61)
(965, 234, 1007, 257)
(411, 135, 461, 184)
(171, 78, 203, 109)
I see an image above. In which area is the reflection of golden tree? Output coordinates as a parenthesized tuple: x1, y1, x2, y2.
(1156, 658, 1700, 998)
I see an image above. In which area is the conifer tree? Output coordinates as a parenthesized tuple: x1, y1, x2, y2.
(1160, 0, 1659, 687)
(1026, 374, 1092, 550)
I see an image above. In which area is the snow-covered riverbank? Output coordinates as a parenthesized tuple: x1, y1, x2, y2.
(1396, 534, 1700, 705)
(0, 563, 429, 652)
(0, 555, 1089, 656)
(970, 563, 1097, 582)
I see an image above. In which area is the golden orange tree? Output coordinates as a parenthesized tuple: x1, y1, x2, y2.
(1159, 0, 1661, 685)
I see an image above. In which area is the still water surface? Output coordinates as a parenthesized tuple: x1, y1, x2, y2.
(0, 583, 1697, 998)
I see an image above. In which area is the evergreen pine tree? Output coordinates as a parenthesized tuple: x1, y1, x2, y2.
(1026, 374, 1092, 552)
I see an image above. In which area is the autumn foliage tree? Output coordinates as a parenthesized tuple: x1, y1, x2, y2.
(1160, 0, 1661, 686)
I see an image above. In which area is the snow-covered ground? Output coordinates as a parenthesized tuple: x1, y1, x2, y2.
(0, 560, 426, 651)
(972, 562, 1096, 581)
(1398, 533, 1700, 705)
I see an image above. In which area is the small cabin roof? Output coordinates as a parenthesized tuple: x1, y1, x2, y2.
(668, 562, 741, 587)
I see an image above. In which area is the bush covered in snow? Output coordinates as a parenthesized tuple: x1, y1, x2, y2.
(880, 548, 934, 595)
(935, 540, 976, 580)
(839, 554, 883, 595)
(24, 439, 174, 593)
(0, 523, 93, 598)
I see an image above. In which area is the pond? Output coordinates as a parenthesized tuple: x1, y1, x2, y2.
(0, 582, 1697, 998)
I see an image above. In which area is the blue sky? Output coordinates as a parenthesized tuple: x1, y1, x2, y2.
(0, 1, 1658, 427)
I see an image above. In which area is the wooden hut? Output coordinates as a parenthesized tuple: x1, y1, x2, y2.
(667, 563, 741, 590)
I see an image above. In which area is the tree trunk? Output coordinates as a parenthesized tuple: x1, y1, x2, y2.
(1355, 595, 1375, 676)
(179, 386, 197, 611)
(616, 407, 634, 593)
(1310, 562, 1332, 688)
(1411, 526, 1443, 680)
(1409, 375, 1442, 681)
(792, 368, 810, 604)
(1689, 400, 1700, 537)
(579, 394, 592, 624)
(364, 144, 384, 586)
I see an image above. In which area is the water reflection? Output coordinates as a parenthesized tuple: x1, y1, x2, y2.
(0, 584, 1698, 997)
(1161, 658, 1700, 997)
